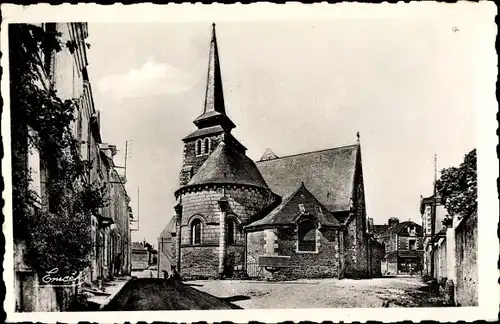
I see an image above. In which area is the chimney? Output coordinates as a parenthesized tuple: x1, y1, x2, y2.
(368, 218, 374, 231)
(388, 217, 399, 228)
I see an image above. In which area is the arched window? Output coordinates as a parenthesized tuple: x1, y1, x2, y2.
(191, 219, 202, 245)
(204, 138, 211, 154)
(195, 140, 202, 155)
(297, 219, 317, 252)
(227, 219, 236, 245)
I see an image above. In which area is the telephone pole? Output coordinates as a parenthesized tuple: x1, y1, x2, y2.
(131, 187, 140, 232)
(430, 154, 437, 277)
(124, 140, 132, 181)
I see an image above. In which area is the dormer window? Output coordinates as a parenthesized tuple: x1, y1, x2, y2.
(298, 204, 305, 213)
(204, 138, 211, 154)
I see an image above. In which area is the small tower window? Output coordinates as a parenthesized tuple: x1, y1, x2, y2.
(191, 219, 202, 245)
(298, 204, 305, 213)
(204, 138, 210, 154)
(195, 140, 202, 155)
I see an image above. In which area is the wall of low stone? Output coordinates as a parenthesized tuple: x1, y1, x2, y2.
(455, 212, 478, 306)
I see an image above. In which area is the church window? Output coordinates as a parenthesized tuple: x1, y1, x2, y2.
(195, 140, 202, 156)
(298, 204, 305, 213)
(191, 219, 202, 245)
(204, 138, 211, 154)
(297, 219, 317, 252)
(227, 219, 236, 245)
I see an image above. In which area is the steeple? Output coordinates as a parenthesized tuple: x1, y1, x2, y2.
(193, 23, 236, 131)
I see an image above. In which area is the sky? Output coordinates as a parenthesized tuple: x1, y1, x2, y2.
(85, 17, 479, 247)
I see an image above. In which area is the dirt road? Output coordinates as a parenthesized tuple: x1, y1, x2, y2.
(188, 276, 446, 309)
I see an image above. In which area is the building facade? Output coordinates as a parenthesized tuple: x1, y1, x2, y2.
(12, 23, 132, 312)
(168, 24, 382, 280)
(376, 219, 424, 275)
(420, 195, 448, 276)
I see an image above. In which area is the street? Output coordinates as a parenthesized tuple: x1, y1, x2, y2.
(187, 276, 446, 309)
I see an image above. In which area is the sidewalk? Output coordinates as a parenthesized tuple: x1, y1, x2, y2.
(86, 276, 132, 310)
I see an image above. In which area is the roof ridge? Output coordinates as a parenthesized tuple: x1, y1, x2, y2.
(256, 143, 359, 163)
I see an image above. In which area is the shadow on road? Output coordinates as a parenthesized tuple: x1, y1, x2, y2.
(184, 283, 204, 287)
(219, 295, 251, 303)
(102, 278, 244, 311)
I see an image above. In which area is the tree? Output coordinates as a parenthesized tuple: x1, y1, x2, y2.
(10, 23, 107, 278)
(436, 149, 477, 219)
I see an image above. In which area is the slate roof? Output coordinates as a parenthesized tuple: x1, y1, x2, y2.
(183, 125, 225, 141)
(373, 225, 390, 238)
(246, 183, 340, 228)
(378, 221, 422, 238)
(158, 217, 176, 242)
(184, 141, 269, 190)
(256, 144, 359, 212)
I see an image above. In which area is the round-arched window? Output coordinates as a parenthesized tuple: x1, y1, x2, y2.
(297, 219, 317, 252)
(195, 140, 202, 155)
(204, 138, 210, 154)
(191, 219, 202, 245)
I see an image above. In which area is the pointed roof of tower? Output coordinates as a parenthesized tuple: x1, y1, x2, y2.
(193, 23, 236, 131)
(259, 148, 279, 161)
(184, 141, 269, 190)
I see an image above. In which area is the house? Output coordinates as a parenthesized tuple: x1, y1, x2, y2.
(376, 219, 424, 275)
(158, 217, 176, 276)
(11, 23, 133, 312)
(167, 24, 382, 280)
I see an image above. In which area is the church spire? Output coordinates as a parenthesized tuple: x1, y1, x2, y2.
(193, 23, 235, 131)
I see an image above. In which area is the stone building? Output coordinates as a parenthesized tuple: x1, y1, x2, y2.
(245, 183, 343, 279)
(169, 24, 382, 280)
(12, 23, 132, 311)
(376, 219, 424, 275)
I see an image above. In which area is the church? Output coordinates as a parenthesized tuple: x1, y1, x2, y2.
(161, 24, 384, 280)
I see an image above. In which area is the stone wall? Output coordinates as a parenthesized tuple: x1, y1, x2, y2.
(369, 239, 384, 277)
(180, 133, 225, 186)
(455, 212, 478, 306)
(344, 214, 369, 278)
(178, 185, 275, 278)
(180, 133, 246, 186)
(433, 238, 447, 280)
(180, 246, 220, 278)
(246, 226, 341, 280)
(381, 252, 398, 275)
